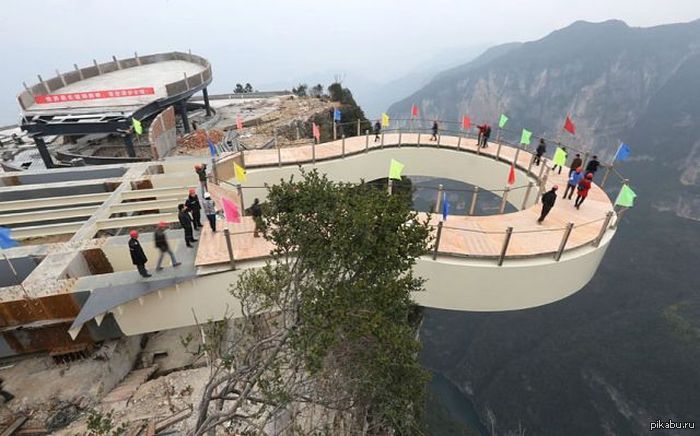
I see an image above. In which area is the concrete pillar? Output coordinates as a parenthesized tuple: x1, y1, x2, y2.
(202, 88, 212, 117)
(123, 134, 137, 158)
(178, 101, 191, 133)
(33, 136, 54, 168)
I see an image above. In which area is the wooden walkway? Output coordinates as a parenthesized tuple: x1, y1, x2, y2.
(195, 134, 614, 266)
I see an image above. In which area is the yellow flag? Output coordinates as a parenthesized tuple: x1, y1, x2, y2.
(381, 113, 390, 127)
(234, 162, 247, 182)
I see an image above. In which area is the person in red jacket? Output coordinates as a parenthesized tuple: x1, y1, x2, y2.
(574, 173, 594, 209)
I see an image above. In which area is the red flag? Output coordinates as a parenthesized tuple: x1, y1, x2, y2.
(564, 116, 576, 135)
(462, 115, 471, 130)
(236, 115, 244, 130)
(221, 197, 241, 223)
(507, 164, 516, 185)
(312, 122, 320, 141)
(411, 104, 419, 118)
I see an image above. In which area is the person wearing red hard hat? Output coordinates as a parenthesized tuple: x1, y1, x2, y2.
(128, 230, 151, 278)
(154, 222, 181, 271)
(538, 185, 558, 224)
(185, 188, 203, 230)
(574, 173, 594, 209)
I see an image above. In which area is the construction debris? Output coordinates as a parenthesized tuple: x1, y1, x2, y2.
(176, 129, 225, 152)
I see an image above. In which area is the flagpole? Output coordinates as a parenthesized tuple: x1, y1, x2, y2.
(611, 141, 623, 165)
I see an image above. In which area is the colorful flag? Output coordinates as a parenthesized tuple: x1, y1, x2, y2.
(614, 184, 637, 208)
(0, 227, 18, 249)
(498, 114, 509, 128)
(132, 118, 143, 135)
(312, 122, 320, 141)
(442, 192, 449, 221)
(381, 113, 390, 127)
(207, 138, 217, 157)
(236, 115, 244, 130)
(507, 164, 516, 185)
(520, 129, 532, 145)
(462, 116, 471, 130)
(234, 162, 247, 182)
(614, 142, 631, 162)
(333, 108, 342, 122)
(221, 197, 241, 223)
(389, 159, 404, 180)
(553, 147, 567, 166)
(564, 116, 576, 135)
(411, 104, 419, 118)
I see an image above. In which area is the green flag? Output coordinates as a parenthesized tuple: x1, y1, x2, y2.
(389, 159, 404, 180)
(614, 184, 637, 208)
(520, 129, 532, 145)
(132, 118, 143, 135)
(552, 147, 567, 166)
(498, 114, 508, 128)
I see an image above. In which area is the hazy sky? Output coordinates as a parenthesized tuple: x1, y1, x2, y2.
(1, 0, 698, 124)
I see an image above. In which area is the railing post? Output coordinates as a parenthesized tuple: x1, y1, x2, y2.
(237, 184, 246, 216)
(357, 119, 361, 136)
(277, 139, 282, 167)
(526, 153, 535, 175)
(365, 129, 369, 152)
(497, 227, 513, 266)
(496, 141, 503, 160)
(437, 134, 441, 147)
(398, 129, 402, 147)
(333, 120, 337, 141)
(521, 181, 534, 209)
(387, 178, 393, 195)
(513, 147, 521, 165)
(312, 140, 316, 164)
(469, 187, 479, 216)
(223, 228, 236, 270)
(341, 134, 346, 157)
(554, 222, 574, 261)
(581, 152, 590, 172)
(600, 165, 612, 188)
(417, 132, 421, 147)
(381, 132, 385, 148)
(432, 221, 443, 260)
(476, 139, 482, 155)
(211, 156, 219, 185)
(594, 211, 614, 247)
(538, 158, 547, 180)
(434, 184, 444, 213)
(499, 187, 510, 214)
(240, 150, 246, 168)
(457, 135, 462, 150)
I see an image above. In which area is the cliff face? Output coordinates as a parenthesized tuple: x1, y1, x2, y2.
(400, 20, 700, 435)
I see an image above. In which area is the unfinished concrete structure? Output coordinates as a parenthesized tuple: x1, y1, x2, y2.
(17, 51, 212, 167)
(0, 130, 627, 357)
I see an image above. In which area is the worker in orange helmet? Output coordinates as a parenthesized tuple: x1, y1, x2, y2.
(128, 230, 151, 278)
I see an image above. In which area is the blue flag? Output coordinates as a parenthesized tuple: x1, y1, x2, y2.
(615, 142, 631, 162)
(0, 227, 18, 249)
(333, 108, 341, 122)
(442, 192, 449, 221)
(208, 138, 217, 157)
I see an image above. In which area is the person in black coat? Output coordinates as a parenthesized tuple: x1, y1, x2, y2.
(185, 188, 203, 230)
(585, 155, 601, 175)
(538, 185, 558, 224)
(128, 230, 151, 277)
(535, 138, 546, 166)
(154, 222, 181, 271)
(431, 120, 439, 141)
(178, 204, 198, 247)
(373, 121, 381, 142)
(251, 198, 263, 238)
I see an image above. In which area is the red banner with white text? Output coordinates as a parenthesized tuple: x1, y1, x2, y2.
(34, 87, 155, 104)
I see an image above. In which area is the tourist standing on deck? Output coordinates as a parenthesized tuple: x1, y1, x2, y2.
(477, 123, 491, 148)
(128, 230, 151, 278)
(202, 192, 217, 232)
(251, 198, 263, 238)
(431, 120, 439, 141)
(564, 167, 583, 200)
(154, 222, 181, 271)
(585, 155, 601, 175)
(178, 204, 197, 247)
(194, 163, 208, 192)
(535, 139, 546, 166)
(569, 153, 583, 177)
(537, 185, 558, 224)
(373, 121, 381, 142)
(185, 188, 203, 230)
(552, 146, 567, 174)
(574, 173, 593, 209)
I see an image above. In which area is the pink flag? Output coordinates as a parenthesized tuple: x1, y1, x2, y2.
(236, 115, 244, 130)
(462, 115, 471, 130)
(312, 122, 320, 141)
(221, 197, 241, 223)
(411, 104, 419, 118)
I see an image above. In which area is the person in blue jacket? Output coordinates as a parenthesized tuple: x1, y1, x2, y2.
(563, 166, 583, 200)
